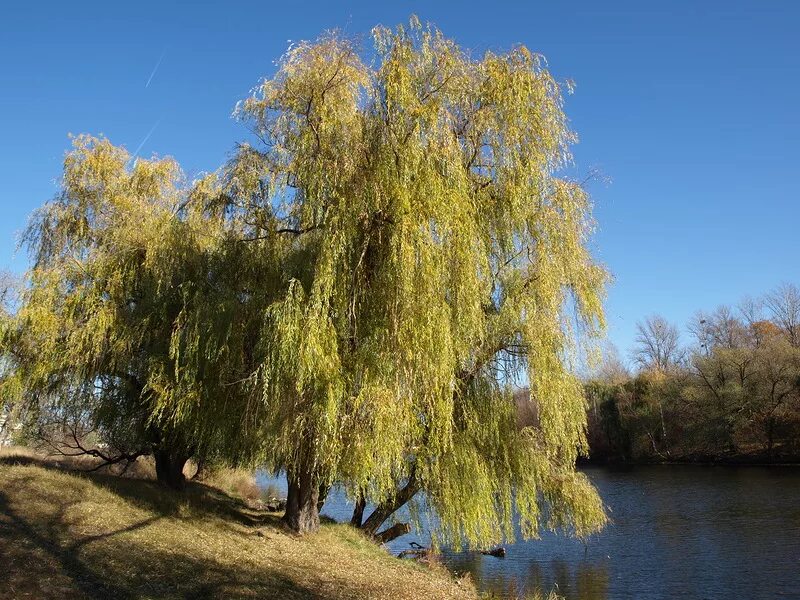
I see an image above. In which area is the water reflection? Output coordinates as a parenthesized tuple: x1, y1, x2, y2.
(445, 554, 610, 600)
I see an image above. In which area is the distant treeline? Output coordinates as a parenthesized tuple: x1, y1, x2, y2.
(583, 283, 800, 464)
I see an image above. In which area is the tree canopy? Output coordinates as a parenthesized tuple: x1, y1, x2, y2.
(1, 136, 265, 486)
(3, 18, 609, 547)
(224, 19, 608, 543)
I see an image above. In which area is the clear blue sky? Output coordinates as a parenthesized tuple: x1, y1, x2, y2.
(1, 1, 798, 358)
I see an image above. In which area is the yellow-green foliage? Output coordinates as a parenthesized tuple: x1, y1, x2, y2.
(3, 135, 265, 464)
(230, 18, 608, 548)
(4, 17, 609, 550)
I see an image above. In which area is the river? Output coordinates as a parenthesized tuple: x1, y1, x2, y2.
(257, 466, 800, 599)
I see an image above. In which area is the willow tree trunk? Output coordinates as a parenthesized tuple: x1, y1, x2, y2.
(283, 465, 320, 534)
(360, 470, 419, 538)
(350, 492, 367, 527)
(153, 447, 189, 491)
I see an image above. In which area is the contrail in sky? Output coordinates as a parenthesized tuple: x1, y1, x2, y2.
(130, 120, 161, 163)
(145, 51, 165, 88)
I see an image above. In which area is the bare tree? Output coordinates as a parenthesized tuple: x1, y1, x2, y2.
(631, 315, 683, 371)
(591, 341, 630, 384)
(739, 295, 767, 347)
(764, 283, 800, 347)
(687, 311, 714, 356)
(738, 295, 763, 328)
(713, 306, 748, 348)
(689, 305, 752, 355)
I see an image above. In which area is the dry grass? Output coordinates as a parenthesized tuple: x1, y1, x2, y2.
(201, 467, 264, 504)
(0, 449, 476, 599)
(1, 446, 264, 503)
(0, 444, 160, 479)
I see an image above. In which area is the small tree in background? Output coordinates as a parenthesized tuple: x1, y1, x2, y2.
(631, 315, 683, 372)
(765, 283, 800, 347)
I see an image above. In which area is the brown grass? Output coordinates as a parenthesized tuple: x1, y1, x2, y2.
(1, 444, 161, 479)
(201, 467, 264, 504)
(0, 448, 476, 599)
(2, 445, 264, 503)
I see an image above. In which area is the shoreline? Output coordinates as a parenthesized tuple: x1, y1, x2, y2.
(580, 457, 800, 468)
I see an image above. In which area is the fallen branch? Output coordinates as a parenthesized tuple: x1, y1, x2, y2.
(398, 548, 429, 559)
(398, 542, 432, 560)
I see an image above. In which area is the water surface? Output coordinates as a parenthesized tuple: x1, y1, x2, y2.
(257, 466, 800, 599)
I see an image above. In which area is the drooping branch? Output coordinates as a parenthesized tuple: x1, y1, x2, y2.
(40, 424, 147, 472)
(239, 224, 322, 242)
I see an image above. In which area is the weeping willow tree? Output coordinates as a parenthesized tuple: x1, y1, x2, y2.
(1, 136, 264, 488)
(0, 272, 16, 438)
(228, 18, 609, 544)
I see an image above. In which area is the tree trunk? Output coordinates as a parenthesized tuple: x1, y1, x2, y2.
(361, 469, 419, 537)
(154, 447, 188, 491)
(283, 466, 320, 534)
(375, 522, 411, 544)
(350, 492, 367, 527)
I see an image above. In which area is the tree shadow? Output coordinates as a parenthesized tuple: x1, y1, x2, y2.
(0, 479, 322, 599)
(0, 486, 152, 599)
(0, 454, 281, 530)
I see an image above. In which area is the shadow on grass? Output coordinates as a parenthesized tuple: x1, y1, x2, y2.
(0, 457, 323, 599)
(0, 489, 135, 599)
(0, 454, 281, 528)
(0, 489, 320, 599)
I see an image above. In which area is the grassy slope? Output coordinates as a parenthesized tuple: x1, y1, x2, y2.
(0, 455, 475, 600)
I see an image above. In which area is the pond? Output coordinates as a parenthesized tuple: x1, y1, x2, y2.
(257, 466, 800, 599)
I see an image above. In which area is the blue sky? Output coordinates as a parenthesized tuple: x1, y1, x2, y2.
(1, 1, 798, 358)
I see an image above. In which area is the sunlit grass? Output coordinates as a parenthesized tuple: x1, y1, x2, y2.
(0, 452, 476, 599)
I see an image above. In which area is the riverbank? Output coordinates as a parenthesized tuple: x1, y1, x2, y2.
(0, 452, 475, 599)
(580, 453, 800, 467)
